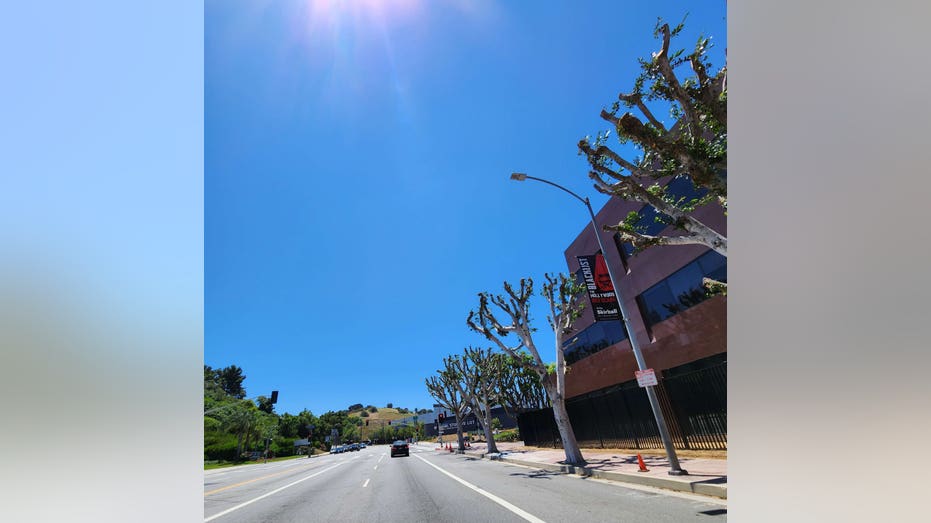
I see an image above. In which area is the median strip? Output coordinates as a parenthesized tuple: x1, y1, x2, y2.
(413, 454, 546, 523)
(204, 462, 344, 522)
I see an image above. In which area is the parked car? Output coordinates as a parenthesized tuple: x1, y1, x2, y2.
(390, 440, 409, 457)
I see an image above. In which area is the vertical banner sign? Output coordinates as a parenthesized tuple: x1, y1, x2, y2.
(577, 253, 621, 321)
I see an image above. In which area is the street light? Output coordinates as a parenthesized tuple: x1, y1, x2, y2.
(510, 172, 688, 476)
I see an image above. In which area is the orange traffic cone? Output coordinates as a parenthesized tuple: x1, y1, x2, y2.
(637, 453, 649, 472)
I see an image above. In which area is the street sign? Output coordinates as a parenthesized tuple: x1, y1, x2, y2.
(635, 369, 658, 387)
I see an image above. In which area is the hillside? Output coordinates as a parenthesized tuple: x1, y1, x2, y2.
(347, 408, 411, 422)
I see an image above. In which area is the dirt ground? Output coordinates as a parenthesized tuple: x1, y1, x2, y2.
(521, 444, 726, 460)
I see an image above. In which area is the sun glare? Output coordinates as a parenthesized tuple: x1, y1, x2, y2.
(303, 0, 423, 28)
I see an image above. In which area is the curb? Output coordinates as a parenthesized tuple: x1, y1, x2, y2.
(475, 452, 726, 500)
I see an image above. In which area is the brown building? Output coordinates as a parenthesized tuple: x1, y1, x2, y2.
(562, 175, 727, 399)
(517, 175, 726, 451)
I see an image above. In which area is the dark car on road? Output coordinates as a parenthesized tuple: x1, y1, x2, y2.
(390, 440, 409, 457)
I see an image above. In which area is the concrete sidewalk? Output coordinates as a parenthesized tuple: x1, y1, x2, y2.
(417, 440, 726, 499)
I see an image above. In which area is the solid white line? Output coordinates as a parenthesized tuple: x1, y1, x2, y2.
(363, 478, 370, 488)
(204, 462, 344, 522)
(413, 454, 546, 523)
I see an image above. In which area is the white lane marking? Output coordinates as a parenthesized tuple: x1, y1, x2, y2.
(204, 462, 344, 522)
(413, 455, 547, 523)
(363, 478, 370, 488)
(377, 454, 385, 464)
(374, 465, 378, 471)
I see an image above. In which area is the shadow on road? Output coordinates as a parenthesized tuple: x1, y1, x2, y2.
(508, 469, 562, 480)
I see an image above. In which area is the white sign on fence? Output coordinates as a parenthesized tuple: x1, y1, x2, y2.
(635, 368, 658, 387)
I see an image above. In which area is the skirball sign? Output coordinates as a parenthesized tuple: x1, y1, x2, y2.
(576, 254, 620, 321)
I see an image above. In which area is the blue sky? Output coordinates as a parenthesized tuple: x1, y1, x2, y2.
(205, 0, 726, 417)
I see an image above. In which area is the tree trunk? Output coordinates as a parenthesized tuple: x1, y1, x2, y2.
(236, 433, 243, 461)
(546, 384, 585, 465)
(476, 394, 499, 454)
(482, 409, 498, 454)
(454, 415, 465, 453)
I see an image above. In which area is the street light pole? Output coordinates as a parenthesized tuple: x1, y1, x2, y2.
(510, 172, 687, 475)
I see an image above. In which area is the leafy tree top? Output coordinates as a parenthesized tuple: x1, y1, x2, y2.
(578, 18, 727, 256)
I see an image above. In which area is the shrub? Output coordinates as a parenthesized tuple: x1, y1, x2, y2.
(204, 432, 239, 461)
(359, 410, 369, 417)
(496, 429, 520, 442)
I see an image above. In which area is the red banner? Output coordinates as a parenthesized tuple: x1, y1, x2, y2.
(576, 254, 621, 321)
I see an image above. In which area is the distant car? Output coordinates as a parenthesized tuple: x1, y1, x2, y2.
(390, 440, 409, 457)
(359, 442, 367, 449)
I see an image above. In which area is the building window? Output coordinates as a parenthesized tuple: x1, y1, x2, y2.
(618, 176, 709, 258)
(562, 320, 628, 365)
(612, 232, 630, 273)
(636, 250, 727, 331)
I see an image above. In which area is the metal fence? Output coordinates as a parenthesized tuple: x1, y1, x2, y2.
(517, 354, 726, 451)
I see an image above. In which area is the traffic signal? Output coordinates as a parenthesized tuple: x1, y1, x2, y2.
(270, 390, 278, 404)
(365, 420, 369, 426)
(438, 413, 445, 422)
(388, 421, 391, 425)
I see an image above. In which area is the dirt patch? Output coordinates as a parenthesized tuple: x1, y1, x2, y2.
(520, 445, 726, 460)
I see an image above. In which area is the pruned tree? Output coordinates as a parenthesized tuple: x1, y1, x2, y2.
(467, 274, 588, 465)
(451, 347, 505, 454)
(578, 19, 727, 260)
(425, 356, 473, 452)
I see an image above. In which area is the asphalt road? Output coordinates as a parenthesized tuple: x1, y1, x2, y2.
(204, 444, 726, 522)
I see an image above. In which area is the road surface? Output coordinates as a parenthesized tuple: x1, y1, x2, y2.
(204, 444, 726, 522)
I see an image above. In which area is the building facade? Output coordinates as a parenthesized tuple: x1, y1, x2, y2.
(517, 176, 727, 451)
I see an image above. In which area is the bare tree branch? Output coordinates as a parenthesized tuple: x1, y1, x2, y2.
(654, 23, 701, 130)
(618, 92, 667, 133)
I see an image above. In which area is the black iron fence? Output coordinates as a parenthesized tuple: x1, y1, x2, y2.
(517, 353, 726, 451)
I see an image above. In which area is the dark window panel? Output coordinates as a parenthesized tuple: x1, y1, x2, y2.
(637, 250, 728, 330)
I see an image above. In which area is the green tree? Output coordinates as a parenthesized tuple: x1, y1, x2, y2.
(578, 19, 726, 260)
(219, 400, 259, 460)
(255, 395, 275, 414)
(468, 274, 588, 465)
(278, 413, 300, 438)
(206, 364, 246, 399)
(497, 352, 548, 417)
